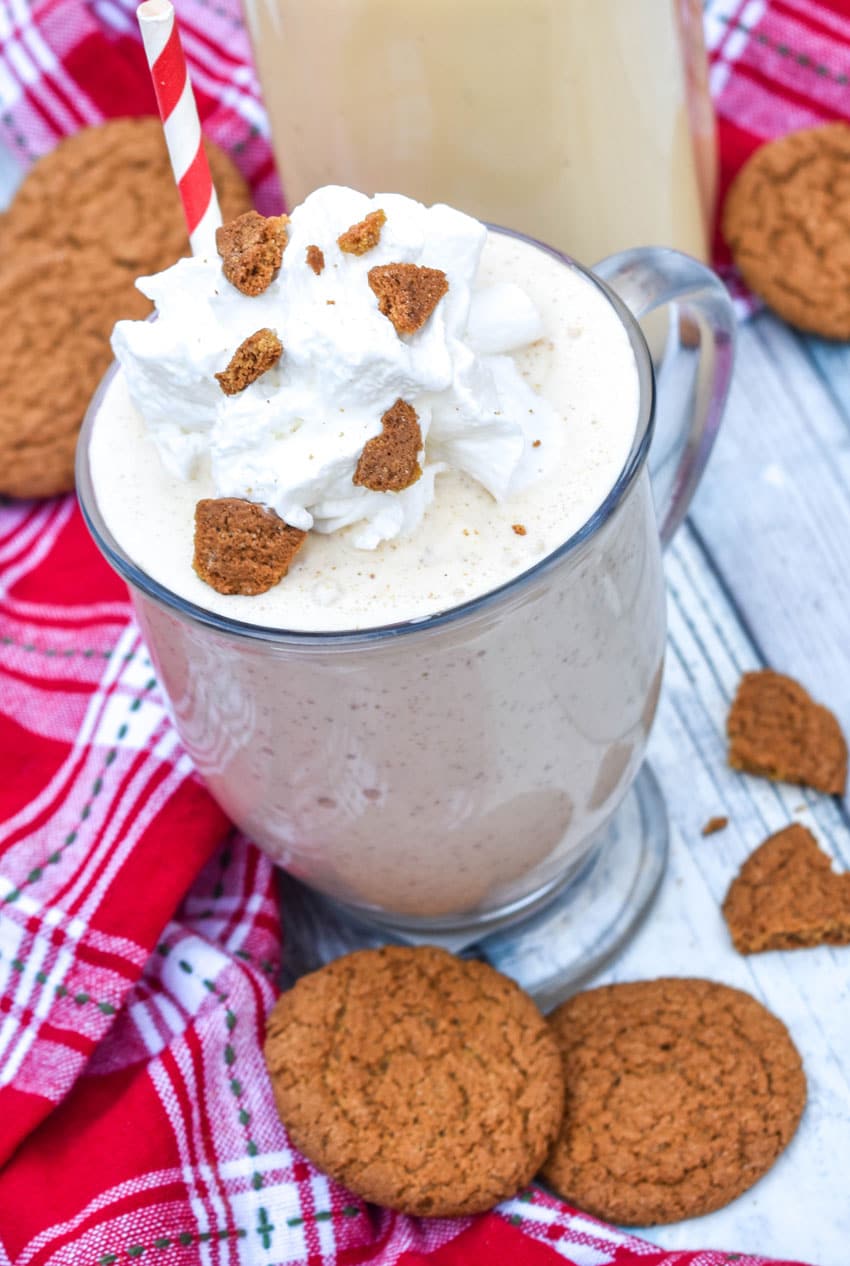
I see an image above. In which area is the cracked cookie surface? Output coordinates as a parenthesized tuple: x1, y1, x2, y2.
(264, 945, 564, 1216)
(0, 117, 251, 498)
(722, 122, 850, 338)
(542, 977, 805, 1225)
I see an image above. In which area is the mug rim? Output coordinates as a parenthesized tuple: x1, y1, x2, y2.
(76, 226, 656, 649)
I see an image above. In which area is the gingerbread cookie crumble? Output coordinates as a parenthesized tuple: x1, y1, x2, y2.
(337, 208, 386, 255)
(723, 823, 850, 953)
(193, 498, 306, 595)
(216, 210, 289, 296)
(543, 977, 806, 1226)
(353, 399, 422, 492)
(727, 669, 847, 795)
(263, 946, 564, 1217)
(512, 523, 527, 536)
(368, 263, 449, 335)
(215, 328, 283, 395)
(702, 815, 729, 837)
(306, 244, 325, 275)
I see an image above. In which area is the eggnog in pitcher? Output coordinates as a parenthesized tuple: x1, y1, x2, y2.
(243, 0, 716, 264)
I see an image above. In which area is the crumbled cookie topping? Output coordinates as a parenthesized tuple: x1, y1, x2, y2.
(215, 328, 283, 395)
(338, 209, 386, 255)
(193, 498, 306, 595)
(353, 399, 422, 492)
(368, 263, 449, 335)
(306, 244, 325, 274)
(216, 210, 289, 296)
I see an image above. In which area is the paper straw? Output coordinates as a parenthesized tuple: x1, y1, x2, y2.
(137, 0, 222, 257)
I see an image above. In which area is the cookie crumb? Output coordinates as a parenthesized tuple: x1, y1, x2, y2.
(306, 244, 325, 274)
(338, 209, 386, 255)
(532, 439, 541, 448)
(215, 328, 283, 395)
(701, 815, 729, 837)
(727, 669, 847, 795)
(368, 262, 449, 335)
(512, 524, 527, 536)
(723, 823, 850, 953)
(193, 498, 306, 595)
(216, 210, 289, 296)
(353, 399, 422, 492)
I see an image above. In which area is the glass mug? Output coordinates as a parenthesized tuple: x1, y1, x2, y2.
(243, 0, 717, 265)
(77, 233, 735, 945)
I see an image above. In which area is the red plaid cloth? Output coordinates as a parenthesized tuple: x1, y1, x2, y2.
(1, 0, 848, 1261)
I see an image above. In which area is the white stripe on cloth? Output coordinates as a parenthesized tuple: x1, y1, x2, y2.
(0, 623, 138, 845)
(0, 501, 57, 564)
(0, 495, 74, 597)
(708, 0, 769, 97)
(0, 935, 75, 1086)
(13, 1167, 190, 1266)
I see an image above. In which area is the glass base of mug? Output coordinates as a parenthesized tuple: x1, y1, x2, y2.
(279, 762, 668, 1009)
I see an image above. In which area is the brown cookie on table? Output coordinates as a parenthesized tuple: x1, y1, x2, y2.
(723, 823, 850, 953)
(0, 117, 251, 499)
(264, 945, 564, 1216)
(727, 669, 847, 795)
(722, 123, 850, 339)
(542, 977, 805, 1226)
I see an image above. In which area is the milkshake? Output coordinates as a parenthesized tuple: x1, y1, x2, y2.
(83, 186, 666, 928)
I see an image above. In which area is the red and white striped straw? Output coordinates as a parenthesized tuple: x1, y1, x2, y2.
(136, 0, 222, 257)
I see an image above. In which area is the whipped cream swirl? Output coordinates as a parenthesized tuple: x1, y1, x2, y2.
(112, 186, 559, 549)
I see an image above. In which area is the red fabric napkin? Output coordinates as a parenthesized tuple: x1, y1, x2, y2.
(2, 0, 849, 1261)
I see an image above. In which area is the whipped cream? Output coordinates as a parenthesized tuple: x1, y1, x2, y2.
(112, 186, 559, 549)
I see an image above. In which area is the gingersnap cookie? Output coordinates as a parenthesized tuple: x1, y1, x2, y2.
(727, 669, 847, 795)
(724, 823, 850, 954)
(722, 123, 850, 339)
(264, 945, 564, 1216)
(542, 977, 805, 1225)
(0, 117, 251, 499)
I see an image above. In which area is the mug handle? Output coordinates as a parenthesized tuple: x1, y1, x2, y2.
(594, 248, 736, 547)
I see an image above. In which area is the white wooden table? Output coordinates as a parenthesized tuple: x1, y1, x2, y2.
(628, 315, 850, 1265)
(2, 146, 849, 1263)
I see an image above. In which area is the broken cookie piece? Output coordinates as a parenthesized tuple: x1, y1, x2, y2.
(215, 328, 283, 396)
(723, 823, 850, 953)
(368, 263, 449, 335)
(702, 816, 729, 837)
(353, 399, 422, 492)
(306, 244, 325, 274)
(727, 669, 848, 795)
(193, 498, 306, 595)
(337, 209, 386, 255)
(216, 210, 289, 296)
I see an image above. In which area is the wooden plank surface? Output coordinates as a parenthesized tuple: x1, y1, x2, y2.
(621, 315, 850, 1262)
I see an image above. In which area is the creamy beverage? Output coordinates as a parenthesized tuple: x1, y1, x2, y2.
(84, 187, 666, 927)
(243, 0, 716, 265)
